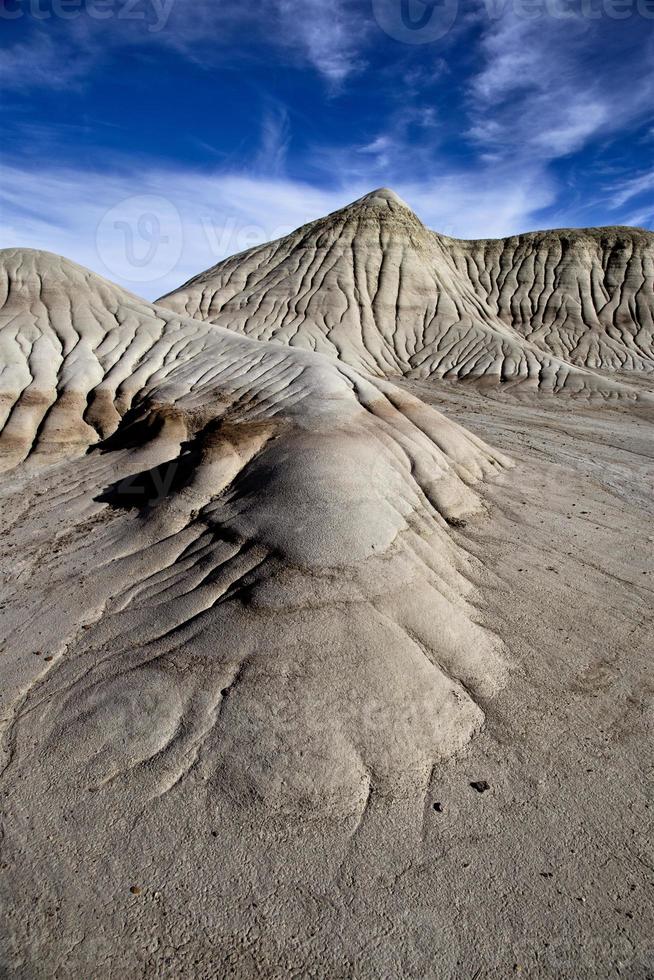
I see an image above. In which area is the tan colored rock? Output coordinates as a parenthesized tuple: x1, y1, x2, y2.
(159, 188, 653, 393)
(0, 246, 509, 823)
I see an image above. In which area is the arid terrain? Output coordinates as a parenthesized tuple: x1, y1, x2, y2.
(0, 191, 652, 978)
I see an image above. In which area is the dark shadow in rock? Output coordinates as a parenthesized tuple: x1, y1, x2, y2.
(88, 401, 188, 455)
(94, 452, 198, 511)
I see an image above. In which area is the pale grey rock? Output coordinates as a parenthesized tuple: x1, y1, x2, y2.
(159, 190, 654, 394)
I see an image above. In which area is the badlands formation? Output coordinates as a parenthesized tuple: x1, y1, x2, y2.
(0, 192, 653, 978)
(160, 188, 654, 390)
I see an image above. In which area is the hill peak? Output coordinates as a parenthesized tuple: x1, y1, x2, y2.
(352, 187, 411, 209)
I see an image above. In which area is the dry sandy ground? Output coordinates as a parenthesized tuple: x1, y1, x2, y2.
(210, 382, 654, 980)
(2, 378, 651, 979)
(386, 379, 654, 979)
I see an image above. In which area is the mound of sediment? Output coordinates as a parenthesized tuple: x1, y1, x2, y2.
(158, 188, 653, 393)
(0, 247, 509, 840)
(3, 244, 652, 977)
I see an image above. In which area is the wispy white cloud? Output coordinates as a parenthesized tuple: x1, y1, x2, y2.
(273, 0, 368, 82)
(156, 0, 368, 81)
(0, 163, 354, 298)
(400, 169, 557, 239)
(255, 106, 292, 176)
(0, 152, 561, 300)
(0, 29, 93, 90)
(468, 12, 654, 165)
(623, 209, 654, 228)
(0, 0, 369, 91)
(313, 103, 446, 180)
(609, 170, 654, 209)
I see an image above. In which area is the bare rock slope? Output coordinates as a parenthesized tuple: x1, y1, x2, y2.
(0, 247, 512, 974)
(159, 188, 654, 392)
(2, 245, 652, 976)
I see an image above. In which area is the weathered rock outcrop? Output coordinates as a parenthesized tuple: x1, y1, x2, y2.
(159, 188, 653, 393)
(0, 247, 509, 834)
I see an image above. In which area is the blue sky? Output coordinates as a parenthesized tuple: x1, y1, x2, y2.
(1, 0, 653, 297)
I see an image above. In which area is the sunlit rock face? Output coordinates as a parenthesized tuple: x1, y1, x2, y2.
(159, 189, 654, 394)
(0, 246, 509, 831)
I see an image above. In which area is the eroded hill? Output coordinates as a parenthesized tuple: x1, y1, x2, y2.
(1, 245, 653, 977)
(0, 246, 509, 831)
(159, 189, 654, 393)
